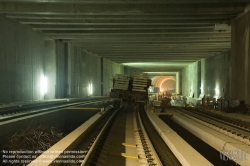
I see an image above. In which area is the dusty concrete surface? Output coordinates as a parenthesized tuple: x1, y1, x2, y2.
(181, 61, 200, 98)
(66, 44, 124, 98)
(179, 10, 250, 103)
(56, 41, 68, 98)
(68, 45, 101, 97)
(103, 58, 124, 96)
(201, 51, 231, 99)
(182, 51, 231, 100)
(0, 15, 124, 103)
(44, 40, 57, 99)
(124, 66, 144, 75)
(0, 16, 45, 103)
(231, 11, 250, 105)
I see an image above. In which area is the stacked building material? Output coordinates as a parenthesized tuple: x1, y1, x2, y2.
(132, 72, 148, 92)
(113, 74, 129, 90)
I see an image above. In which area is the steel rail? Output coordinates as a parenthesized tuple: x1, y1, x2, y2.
(0, 98, 108, 122)
(177, 108, 250, 142)
(137, 111, 163, 166)
(80, 104, 123, 166)
(190, 108, 250, 131)
(79, 103, 174, 166)
(0, 98, 107, 115)
(138, 105, 182, 166)
(196, 108, 250, 127)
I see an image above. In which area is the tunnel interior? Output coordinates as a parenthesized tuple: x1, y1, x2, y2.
(0, 1, 250, 166)
(152, 76, 176, 93)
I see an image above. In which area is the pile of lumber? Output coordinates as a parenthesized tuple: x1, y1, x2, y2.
(113, 74, 129, 90)
(132, 72, 148, 92)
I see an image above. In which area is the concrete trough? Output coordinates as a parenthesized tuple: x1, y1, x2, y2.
(0, 100, 109, 150)
(28, 106, 113, 166)
(169, 110, 250, 166)
(146, 111, 212, 166)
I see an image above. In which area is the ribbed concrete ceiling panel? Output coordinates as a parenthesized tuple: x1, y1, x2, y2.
(0, 0, 249, 72)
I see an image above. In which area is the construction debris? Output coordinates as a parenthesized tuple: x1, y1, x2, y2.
(3, 124, 64, 161)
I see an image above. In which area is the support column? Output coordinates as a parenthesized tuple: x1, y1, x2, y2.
(67, 43, 72, 97)
(176, 72, 180, 94)
(101, 57, 104, 96)
(231, 6, 250, 104)
(44, 40, 56, 99)
(197, 61, 201, 98)
(55, 40, 67, 98)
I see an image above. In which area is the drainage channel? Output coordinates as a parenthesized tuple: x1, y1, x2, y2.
(159, 114, 239, 166)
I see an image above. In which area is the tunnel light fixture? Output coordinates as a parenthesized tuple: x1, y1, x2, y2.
(215, 88, 219, 94)
(40, 76, 47, 94)
(200, 86, 204, 93)
(213, 95, 219, 100)
(148, 86, 154, 93)
(214, 88, 220, 100)
(88, 83, 93, 95)
(214, 24, 231, 31)
(122, 62, 189, 67)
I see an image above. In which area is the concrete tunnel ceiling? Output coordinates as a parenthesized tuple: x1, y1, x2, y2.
(122, 62, 190, 73)
(0, 0, 249, 73)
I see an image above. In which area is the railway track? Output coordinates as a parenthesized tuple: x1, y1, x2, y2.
(79, 103, 165, 166)
(196, 107, 250, 128)
(7, 100, 240, 166)
(0, 98, 113, 166)
(176, 107, 250, 144)
(0, 98, 108, 122)
(30, 103, 181, 166)
(138, 105, 181, 166)
(79, 103, 181, 166)
(5, 101, 247, 166)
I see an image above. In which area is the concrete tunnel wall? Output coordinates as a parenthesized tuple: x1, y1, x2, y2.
(67, 45, 103, 98)
(201, 51, 231, 100)
(48, 45, 124, 98)
(0, 16, 45, 103)
(182, 61, 200, 98)
(44, 40, 57, 99)
(1, 10, 249, 104)
(182, 52, 231, 100)
(124, 66, 144, 76)
(103, 59, 124, 96)
(46, 41, 124, 99)
(181, 11, 250, 105)
(0, 15, 124, 103)
(231, 11, 250, 105)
